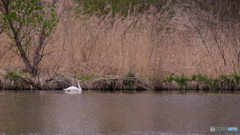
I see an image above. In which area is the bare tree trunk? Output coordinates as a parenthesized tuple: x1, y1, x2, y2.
(32, 32, 45, 76)
(16, 40, 33, 74)
(1, 0, 58, 77)
(31, 0, 58, 76)
(6, 7, 33, 74)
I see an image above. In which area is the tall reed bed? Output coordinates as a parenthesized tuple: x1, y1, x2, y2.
(0, 0, 239, 81)
(53, 2, 173, 78)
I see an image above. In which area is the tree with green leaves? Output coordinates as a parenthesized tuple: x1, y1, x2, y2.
(0, 0, 58, 76)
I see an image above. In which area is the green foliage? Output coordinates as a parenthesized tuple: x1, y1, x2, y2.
(164, 73, 240, 91)
(126, 70, 135, 77)
(4, 70, 20, 82)
(0, 0, 58, 76)
(165, 74, 190, 84)
(197, 73, 208, 82)
(165, 74, 174, 82)
(179, 74, 190, 85)
(207, 77, 219, 91)
(191, 74, 197, 80)
(230, 72, 240, 84)
(4, 70, 30, 90)
(196, 73, 217, 90)
(165, 74, 190, 89)
(75, 0, 176, 17)
(219, 75, 230, 83)
(175, 74, 190, 89)
(0, 0, 58, 53)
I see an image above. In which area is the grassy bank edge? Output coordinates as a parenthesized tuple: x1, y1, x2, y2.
(0, 69, 240, 91)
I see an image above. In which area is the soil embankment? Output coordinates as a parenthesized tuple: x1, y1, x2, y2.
(0, 69, 239, 91)
(0, 69, 152, 90)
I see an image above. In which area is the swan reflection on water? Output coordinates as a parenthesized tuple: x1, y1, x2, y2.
(63, 80, 82, 94)
(64, 91, 82, 94)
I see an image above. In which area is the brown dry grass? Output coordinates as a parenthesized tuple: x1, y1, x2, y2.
(0, 0, 239, 80)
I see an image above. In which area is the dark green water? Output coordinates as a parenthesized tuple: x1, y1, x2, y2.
(0, 90, 239, 135)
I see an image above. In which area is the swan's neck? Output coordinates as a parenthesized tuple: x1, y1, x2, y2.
(78, 81, 81, 89)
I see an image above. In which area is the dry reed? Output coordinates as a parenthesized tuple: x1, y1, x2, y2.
(0, 0, 239, 80)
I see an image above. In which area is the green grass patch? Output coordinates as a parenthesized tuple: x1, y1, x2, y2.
(166, 74, 189, 85)
(164, 72, 240, 91)
(219, 74, 230, 83)
(191, 74, 197, 81)
(165, 74, 174, 82)
(125, 70, 135, 78)
(230, 72, 240, 84)
(4, 70, 20, 82)
(197, 73, 208, 82)
(4, 70, 26, 90)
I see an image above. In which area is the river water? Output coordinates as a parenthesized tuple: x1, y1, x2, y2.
(0, 90, 239, 135)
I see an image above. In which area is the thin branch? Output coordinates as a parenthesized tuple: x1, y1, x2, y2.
(45, 66, 60, 82)
(33, 51, 54, 68)
(211, 29, 227, 66)
(196, 26, 211, 54)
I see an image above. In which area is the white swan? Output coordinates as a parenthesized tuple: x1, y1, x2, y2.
(63, 80, 82, 93)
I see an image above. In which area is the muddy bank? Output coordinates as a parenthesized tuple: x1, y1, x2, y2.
(0, 69, 240, 91)
(163, 80, 239, 91)
(0, 69, 153, 90)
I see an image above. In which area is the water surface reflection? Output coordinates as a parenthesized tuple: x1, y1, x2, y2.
(0, 90, 239, 134)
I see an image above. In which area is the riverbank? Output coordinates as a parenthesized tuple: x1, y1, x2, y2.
(0, 69, 152, 91)
(1, 69, 240, 91)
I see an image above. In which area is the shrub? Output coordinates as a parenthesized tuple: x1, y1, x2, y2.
(230, 72, 240, 84)
(4, 70, 22, 90)
(177, 74, 190, 89)
(165, 74, 190, 90)
(191, 74, 197, 80)
(126, 70, 135, 77)
(197, 73, 208, 82)
(219, 75, 230, 83)
(165, 74, 174, 82)
(5, 70, 20, 83)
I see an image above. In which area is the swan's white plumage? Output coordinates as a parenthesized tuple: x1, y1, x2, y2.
(63, 81, 82, 93)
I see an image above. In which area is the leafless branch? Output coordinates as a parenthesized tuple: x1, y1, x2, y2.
(33, 51, 54, 68)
